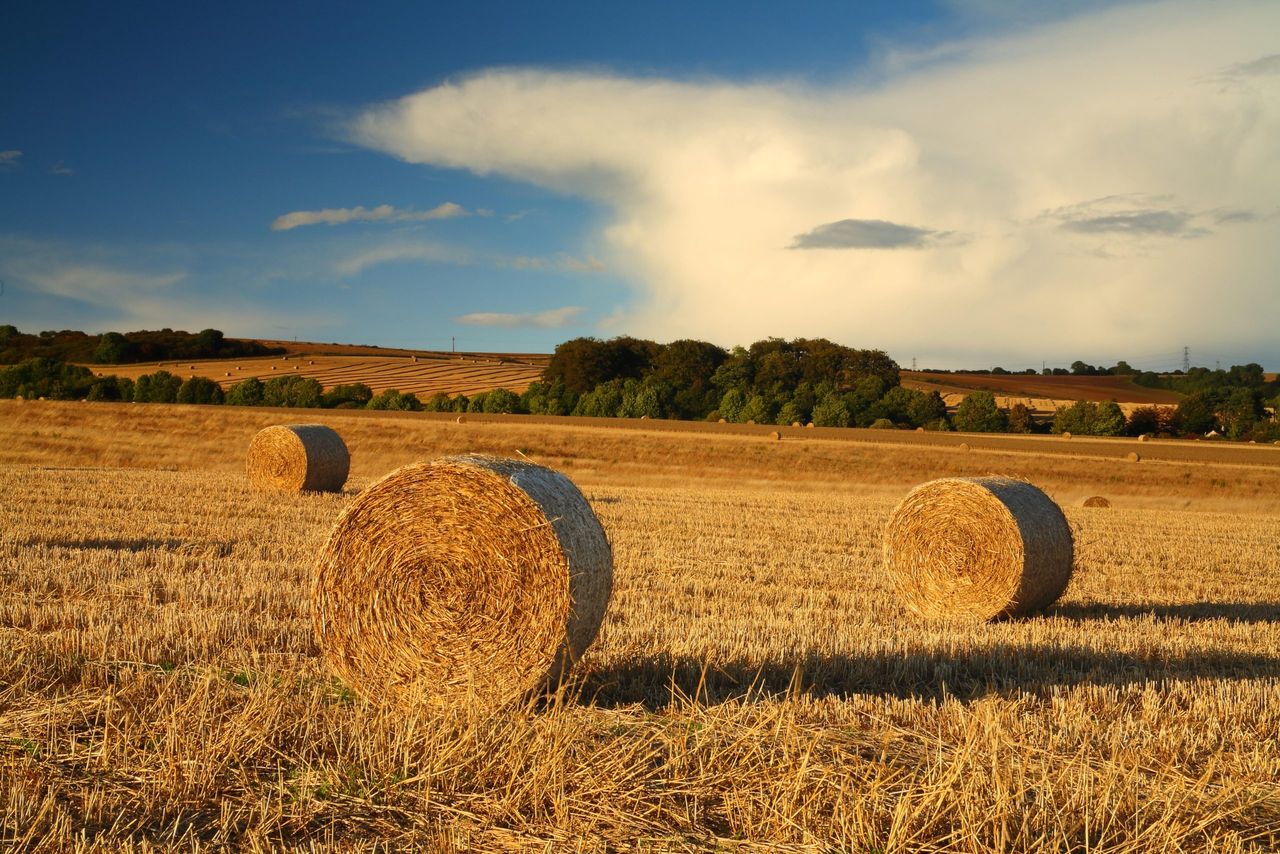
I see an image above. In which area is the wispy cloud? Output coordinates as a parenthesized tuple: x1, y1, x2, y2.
(790, 218, 952, 249)
(49, 161, 73, 176)
(335, 242, 606, 276)
(351, 0, 1280, 362)
(271, 201, 468, 231)
(500, 253, 606, 272)
(457, 306, 585, 328)
(0, 150, 21, 171)
(334, 241, 473, 276)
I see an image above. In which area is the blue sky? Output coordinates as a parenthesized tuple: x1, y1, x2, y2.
(2, 1, 1277, 368)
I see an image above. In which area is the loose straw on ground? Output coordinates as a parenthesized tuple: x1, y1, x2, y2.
(246, 424, 349, 493)
(313, 455, 613, 709)
(883, 476, 1073, 621)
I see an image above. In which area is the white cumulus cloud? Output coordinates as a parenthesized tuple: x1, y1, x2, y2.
(0, 150, 22, 170)
(350, 0, 1280, 365)
(457, 306, 585, 328)
(271, 201, 467, 231)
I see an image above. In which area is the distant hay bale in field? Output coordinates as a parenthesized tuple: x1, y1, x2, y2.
(958, 442, 970, 452)
(805, 422, 814, 429)
(246, 424, 349, 493)
(1081, 495, 1111, 508)
(1126, 452, 1141, 462)
(1138, 434, 1149, 442)
(718, 418, 727, 423)
(314, 456, 613, 708)
(639, 414, 649, 420)
(883, 476, 1073, 621)
(746, 419, 756, 425)
(455, 415, 467, 424)
(768, 430, 781, 440)
(916, 426, 925, 432)
(309, 360, 315, 365)
(1061, 431, 1072, 440)
(791, 421, 802, 428)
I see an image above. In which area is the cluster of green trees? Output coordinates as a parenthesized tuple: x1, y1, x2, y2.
(0, 325, 282, 365)
(533, 336, 930, 427)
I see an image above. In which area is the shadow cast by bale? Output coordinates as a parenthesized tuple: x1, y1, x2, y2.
(579, 644, 1280, 710)
(1050, 601, 1280, 624)
(19, 536, 233, 557)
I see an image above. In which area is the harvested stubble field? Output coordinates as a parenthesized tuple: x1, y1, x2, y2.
(2, 400, 1279, 851)
(91, 353, 545, 398)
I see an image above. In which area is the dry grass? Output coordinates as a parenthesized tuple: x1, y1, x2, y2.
(1, 402, 1279, 850)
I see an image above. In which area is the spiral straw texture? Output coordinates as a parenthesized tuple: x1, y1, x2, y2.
(246, 424, 349, 493)
(313, 455, 613, 708)
(884, 476, 1073, 621)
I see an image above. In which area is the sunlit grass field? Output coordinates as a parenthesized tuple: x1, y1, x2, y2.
(2, 401, 1278, 850)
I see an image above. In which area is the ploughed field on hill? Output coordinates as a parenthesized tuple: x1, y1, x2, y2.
(2, 399, 1279, 849)
(902, 370, 1183, 416)
(90, 352, 546, 398)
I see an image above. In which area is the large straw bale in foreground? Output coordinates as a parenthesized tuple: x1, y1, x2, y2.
(884, 476, 1073, 621)
(246, 424, 349, 493)
(314, 456, 613, 708)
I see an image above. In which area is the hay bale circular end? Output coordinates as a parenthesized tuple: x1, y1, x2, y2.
(455, 415, 467, 424)
(805, 422, 815, 429)
(768, 430, 781, 441)
(1138, 434, 1149, 442)
(883, 476, 1074, 621)
(1061, 431, 1072, 440)
(958, 442, 970, 452)
(247, 424, 349, 493)
(1081, 495, 1111, 508)
(791, 421, 802, 428)
(1126, 452, 1141, 462)
(313, 456, 613, 709)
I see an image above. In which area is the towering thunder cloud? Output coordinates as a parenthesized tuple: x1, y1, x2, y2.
(353, 0, 1279, 364)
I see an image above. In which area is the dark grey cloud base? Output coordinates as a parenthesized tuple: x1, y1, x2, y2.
(791, 218, 950, 249)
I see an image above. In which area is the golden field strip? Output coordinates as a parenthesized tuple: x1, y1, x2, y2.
(2, 400, 1279, 850)
(91, 353, 546, 398)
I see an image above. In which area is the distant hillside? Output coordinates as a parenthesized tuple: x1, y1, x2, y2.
(244, 338, 549, 367)
(92, 352, 546, 398)
(902, 371, 1182, 415)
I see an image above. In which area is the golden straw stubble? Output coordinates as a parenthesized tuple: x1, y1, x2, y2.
(313, 455, 613, 709)
(246, 424, 349, 493)
(883, 476, 1073, 621)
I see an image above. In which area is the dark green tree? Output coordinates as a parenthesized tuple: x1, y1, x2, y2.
(954, 391, 1008, 433)
(225, 377, 265, 406)
(176, 376, 224, 405)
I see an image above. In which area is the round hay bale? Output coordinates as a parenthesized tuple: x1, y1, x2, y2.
(1061, 431, 1071, 440)
(916, 426, 925, 432)
(313, 456, 613, 708)
(639, 414, 649, 420)
(768, 430, 781, 441)
(958, 442, 970, 452)
(805, 422, 815, 429)
(791, 421, 802, 428)
(455, 415, 467, 424)
(1081, 495, 1111, 508)
(746, 419, 756, 425)
(883, 476, 1073, 621)
(1126, 452, 1141, 462)
(718, 418, 727, 424)
(1138, 434, 1149, 442)
(246, 424, 349, 493)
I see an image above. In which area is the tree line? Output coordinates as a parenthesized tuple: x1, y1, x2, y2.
(0, 325, 282, 365)
(0, 329, 1276, 441)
